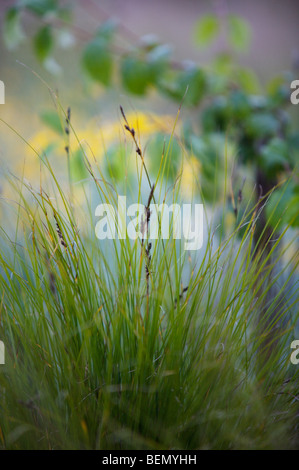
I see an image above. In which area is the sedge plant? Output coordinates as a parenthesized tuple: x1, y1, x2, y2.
(0, 100, 298, 450)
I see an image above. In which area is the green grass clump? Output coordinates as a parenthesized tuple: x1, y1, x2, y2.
(0, 108, 298, 450)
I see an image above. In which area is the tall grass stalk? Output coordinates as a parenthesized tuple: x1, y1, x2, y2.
(0, 104, 298, 450)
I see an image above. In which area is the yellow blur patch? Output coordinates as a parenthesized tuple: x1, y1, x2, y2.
(181, 156, 201, 198)
(81, 419, 88, 437)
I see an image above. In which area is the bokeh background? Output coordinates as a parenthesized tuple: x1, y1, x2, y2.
(0, 0, 298, 198)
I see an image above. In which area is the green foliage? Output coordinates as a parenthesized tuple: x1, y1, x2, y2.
(71, 148, 89, 182)
(146, 133, 181, 180)
(189, 133, 229, 202)
(121, 43, 171, 96)
(266, 181, 299, 229)
(201, 96, 229, 132)
(33, 25, 53, 62)
(259, 138, 289, 176)
(193, 14, 220, 47)
(40, 109, 64, 135)
(229, 89, 251, 120)
(82, 37, 113, 86)
(236, 67, 260, 93)
(158, 66, 207, 106)
(193, 13, 252, 52)
(3, 7, 24, 50)
(227, 14, 252, 51)
(81, 21, 117, 86)
(121, 56, 151, 95)
(104, 143, 127, 182)
(245, 112, 280, 139)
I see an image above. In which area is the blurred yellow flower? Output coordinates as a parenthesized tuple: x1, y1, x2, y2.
(181, 155, 201, 198)
(5, 110, 199, 205)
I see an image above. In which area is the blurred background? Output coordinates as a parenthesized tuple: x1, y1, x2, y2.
(1, 0, 299, 125)
(0, 0, 298, 197)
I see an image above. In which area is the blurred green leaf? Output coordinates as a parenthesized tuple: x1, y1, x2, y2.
(236, 67, 260, 93)
(266, 182, 299, 229)
(146, 45, 171, 86)
(267, 75, 290, 107)
(229, 90, 251, 120)
(40, 110, 63, 135)
(259, 137, 289, 176)
(238, 135, 255, 164)
(82, 38, 113, 86)
(193, 15, 220, 47)
(147, 133, 181, 180)
(71, 148, 88, 182)
(201, 96, 229, 132)
(267, 75, 286, 95)
(227, 15, 251, 51)
(159, 67, 206, 106)
(288, 133, 299, 151)
(212, 53, 233, 76)
(121, 56, 150, 95)
(3, 7, 25, 50)
(189, 133, 229, 202)
(180, 68, 206, 106)
(33, 25, 53, 62)
(104, 143, 127, 182)
(245, 112, 280, 138)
